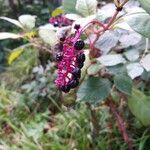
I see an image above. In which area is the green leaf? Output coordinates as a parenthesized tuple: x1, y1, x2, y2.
(0, 16, 23, 29)
(18, 15, 37, 30)
(95, 31, 120, 54)
(51, 8, 64, 17)
(107, 64, 127, 75)
(87, 62, 102, 75)
(77, 77, 111, 104)
(0, 32, 22, 40)
(76, 0, 97, 17)
(38, 24, 58, 46)
(124, 48, 140, 61)
(126, 12, 150, 38)
(62, 0, 77, 14)
(138, 0, 150, 14)
(126, 63, 144, 79)
(114, 74, 132, 95)
(65, 14, 82, 21)
(98, 54, 126, 66)
(8, 48, 24, 65)
(128, 88, 150, 126)
(141, 54, 150, 72)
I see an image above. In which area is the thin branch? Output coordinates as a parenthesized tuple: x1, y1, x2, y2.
(86, 103, 100, 137)
(106, 10, 119, 30)
(120, 0, 129, 7)
(107, 99, 133, 150)
(141, 38, 149, 59)
(106, 0, 129, 30)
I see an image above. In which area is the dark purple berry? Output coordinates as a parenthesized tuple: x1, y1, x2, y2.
(97, 3, 101, 8)
(59, 44, 63, 51)
(61, 23, 66, 27)
(78, 62, 84, 69)
(60, 37, 66, 42)
(74, 40, 85, 50)
(54, 43, 63, 51)
(74, 24, 80, 30)
(72, 67, 81, 78)
(54, 21, 59, 27)
(68, 79, 79, 88)
(77, 53, 85, 63)
(60, 85, 70, 93)
(56, 52, 63, 61)
(116, 7, 123, 11)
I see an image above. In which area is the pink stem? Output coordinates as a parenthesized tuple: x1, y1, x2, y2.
(108, 100, 133, 150)
(105, 10, 119, 30)
(78, 20, 106, 38)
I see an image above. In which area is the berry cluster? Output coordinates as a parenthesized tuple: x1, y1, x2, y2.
(55, 25, 85, 92)
(49, 14, 72, 27)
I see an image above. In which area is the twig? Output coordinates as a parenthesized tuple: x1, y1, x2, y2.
(28, 38, 52, 54)
(31, 42, 52, 54)
(120, 0, 129, 7)
(107, 98, 133, 150)
(86, 103, 100, 137)
(106, 10, 119, 30)
(141, 38, 149, 59)
(87, 0, 129, 58)
(105, 0, 129, 30)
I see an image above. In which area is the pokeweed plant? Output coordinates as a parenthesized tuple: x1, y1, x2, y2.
(48, 0, 150, 149)
(0, 0, 150, 149)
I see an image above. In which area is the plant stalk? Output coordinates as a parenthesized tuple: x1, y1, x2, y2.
(107, 98, 133, 150)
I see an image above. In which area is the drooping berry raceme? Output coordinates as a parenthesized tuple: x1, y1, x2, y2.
(49, 14, 72, 28)
(55, 25, 86, 92)
(54, 19, 107, 92)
